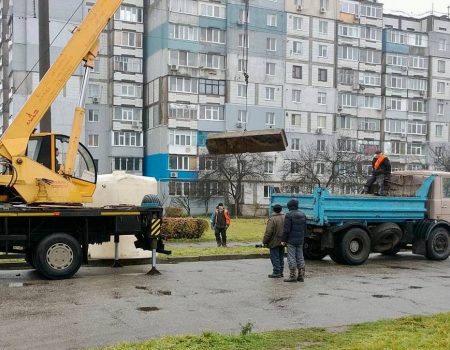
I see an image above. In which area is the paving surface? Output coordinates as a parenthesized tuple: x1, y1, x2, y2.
(1, 252, 450, 350)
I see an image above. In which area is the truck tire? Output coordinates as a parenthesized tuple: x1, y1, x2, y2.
(340, 228, 371, 265)
(381, 243, 402, 256)
(34, 233, 82, 279)
(371, 223, 402, 253)
(303, 237, 328, 260)
(426, 227, 450, 261)
(329, 235, 346, 264)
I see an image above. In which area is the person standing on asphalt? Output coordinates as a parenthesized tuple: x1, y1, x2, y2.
(281, 199, 306, 282)
(263, 204, 285, 278)
(210, 203, 231, 247)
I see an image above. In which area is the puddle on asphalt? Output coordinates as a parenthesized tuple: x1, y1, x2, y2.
(409, 286, 423, 289)
(137, 306, 160, 312)
(135, 286, 172, 295)
(372, 294, 392, 298)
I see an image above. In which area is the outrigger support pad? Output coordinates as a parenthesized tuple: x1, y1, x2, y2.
(206, 128, 288, 155)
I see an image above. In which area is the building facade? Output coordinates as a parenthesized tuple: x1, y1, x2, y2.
(2, 0, 450, 214)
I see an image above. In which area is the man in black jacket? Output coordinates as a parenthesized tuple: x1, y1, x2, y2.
(362, 151, 392, 196)
(281, 199, 306, 282)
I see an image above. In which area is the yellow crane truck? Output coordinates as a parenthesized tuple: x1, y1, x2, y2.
(0, 0, 168, 279)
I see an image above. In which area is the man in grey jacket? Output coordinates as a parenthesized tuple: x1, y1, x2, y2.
(263, 204, 285, 278)
(281, 199, 306, 282)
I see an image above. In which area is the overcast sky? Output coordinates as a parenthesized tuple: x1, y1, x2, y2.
(381, 0, 450, 16)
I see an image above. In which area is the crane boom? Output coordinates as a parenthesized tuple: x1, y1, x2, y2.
(0, 0, 122, 160)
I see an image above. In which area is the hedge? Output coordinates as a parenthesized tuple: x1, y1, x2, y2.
(162, 217, 209, 239)
(165, 207, 186, 217)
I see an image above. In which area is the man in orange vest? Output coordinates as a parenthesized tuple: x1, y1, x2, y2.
(210, 203, 231, 247)
(362, 150, 392, 196)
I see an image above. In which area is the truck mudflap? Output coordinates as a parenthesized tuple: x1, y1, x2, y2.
(412, 219, 450, 256)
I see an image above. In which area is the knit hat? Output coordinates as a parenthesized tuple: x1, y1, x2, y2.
(272, 204, 282, 213)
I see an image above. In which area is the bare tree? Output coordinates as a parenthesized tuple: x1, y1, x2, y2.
(199, 153, 268, 217)
(282, 141, 367, 194)
(170, 182, 197, 216)
(429, 144, 450, 172)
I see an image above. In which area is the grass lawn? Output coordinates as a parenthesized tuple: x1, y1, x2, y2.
(159, 245, 267, 258)
(98, 312, 450, 350)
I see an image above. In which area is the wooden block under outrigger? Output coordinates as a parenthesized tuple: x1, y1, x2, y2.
(206, 128, 288, 155)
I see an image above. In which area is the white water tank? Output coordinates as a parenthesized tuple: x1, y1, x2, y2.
(87, 171, 158, 259)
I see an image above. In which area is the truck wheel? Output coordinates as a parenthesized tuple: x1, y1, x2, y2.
(426, 227, 450, 260)
(340, 228, 371, 265)
(329, 235, 346, 264)
(381, 244, 402, 256)
(371, 223, 403, 253)
(303, 238, 328, 260)
(35, 233, 82, 279)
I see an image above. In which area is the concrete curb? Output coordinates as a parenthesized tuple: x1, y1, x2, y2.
(0, 254, 270, 270)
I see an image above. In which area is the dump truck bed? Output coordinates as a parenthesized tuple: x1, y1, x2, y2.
(271, 175, 435, 226)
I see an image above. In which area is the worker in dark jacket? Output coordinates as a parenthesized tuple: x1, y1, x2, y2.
(362, 150, 392, 196)
(281, 199, 306, 282)
(263, 204, 285, 278)
(210, 203, 231, 247)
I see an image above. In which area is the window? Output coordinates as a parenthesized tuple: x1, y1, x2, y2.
(320, 0, 329, 10)
(292, 65, 302, 79)
(360, 72, 380, 86)
(291, 162, 300, 174)
(339, 93, 357, 107)
(199, 3, 225, 18)
(169, 103, 198, 120)
(170, 24, 199, 41)
(318, 68, 327, 82)
(438, 81, 445, 94)
(199, 156, 217, 171)
(293, 17, 302, 30)
(409, 78, 427, 91)
(358, 118, 380, 131)
(317, 139, 326, 152)
(390, 141, 406, 155)
(438, 101, 444, 115)
(263, 185, 271, 198)
(319, 45, 327, 58)
(169, 0, 195, 14)
(114, 31, 143, 48)
(266, 112, 275, 126)
(407, 121, 426, 135)
(292, 89, 301, 103)
(113, 107, 142, 122)
(385, 119, 406, 134)
(411, 56, 427, 69)
(114, 83, 142, 98)
(267, 14, 277, 27)
(407, 143, 424, 156)
(238, 59, 245, 72)
(386, 54, 408, 67)
(410, 100, 426, 113)
(319, 20, 328, 34)
(169, 155, 189, 170)
(361, 49, 381, 64)
(264, 161, 274, 174)
(113, 56, 142, 73)
(338, 139, 357, 152)
(238, 110, 247, 124)
(291, 114, 301, 126)
(199, 79, 225, 95)
(169, 130, 194, 146)
(361, 26, 381, 41)
(340, 1, 360, 15)
(113, 157, 141, 172)
(360, 95, 381, 109)
(169, 50, 198, 67)
(292, 41, 303, 54)
(265, 87, 275, 101)
(438, 60, 446, 73)
(115, 5, 143, 23)
(338, 69, 354, 85)
(237, 84, 247, 98)
(239, 9, 249, 23)
(199, 53, 225, 69)
(414, 34, 424, 47)
(360, 4, 382, 18)
(389, 30, 406, 44)
(436, 125, 444, 137)
(339, 115, 352, 129)
(169, 77, 198, 93)
(88, 134, 99, 147)
(238, 34, 249, 48)
(316, 163, 325, 175)
(169, 182, 197, 196)
(88, 109, 99, 122)
(338, 46, 358, 61)
(318, 115, 327, 128)
(267, 38, 277, 51)
(338, 24, 359, 38)
(113, 131, 142, 147)
(317, 92, 326, 105)
(291, 138, 300, 150)
(199, 105, 224, 121)
(266, 63, 275, 76)
(200, 27, 225, 44)
(439, 38, 447, 51)
(389, 98, 402, 111)
(87, 84, 100, 98)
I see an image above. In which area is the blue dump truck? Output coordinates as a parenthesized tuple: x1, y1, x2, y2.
(270, 171, 450, 265)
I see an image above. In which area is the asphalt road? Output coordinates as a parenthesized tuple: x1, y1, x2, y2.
(1, 253, 450, 350)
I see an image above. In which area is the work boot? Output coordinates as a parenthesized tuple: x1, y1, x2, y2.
(297, 267, 305, 282)
(216, 239, 222, 247)
(284, 268, 297, 282)
(268, 273, 283, 278)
